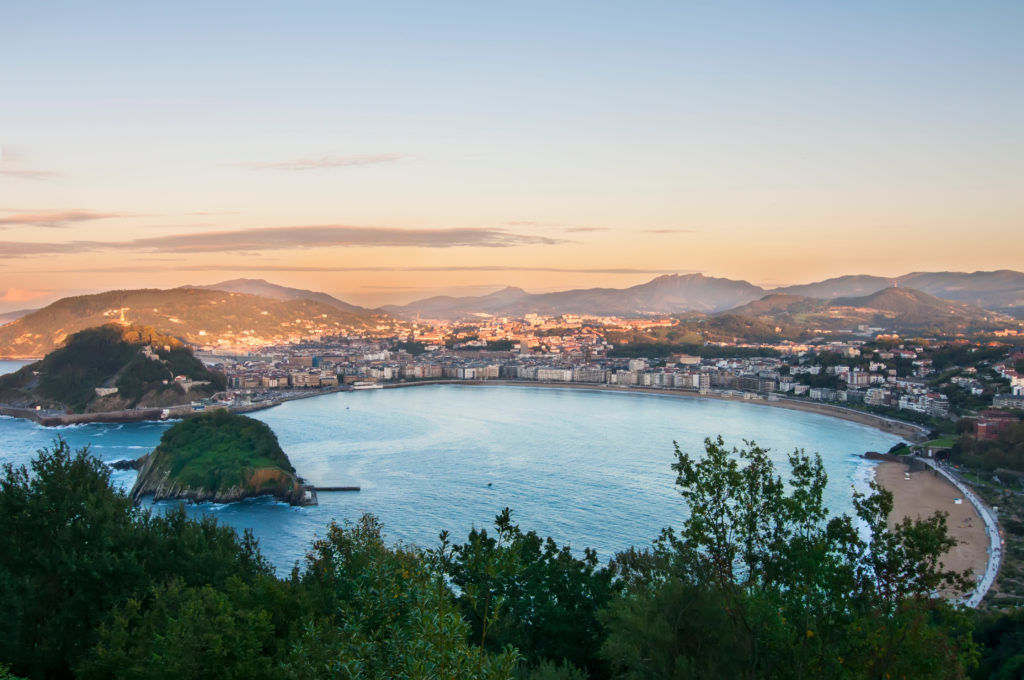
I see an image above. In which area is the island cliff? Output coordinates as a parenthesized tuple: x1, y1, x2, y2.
(130, 410, 313, 506)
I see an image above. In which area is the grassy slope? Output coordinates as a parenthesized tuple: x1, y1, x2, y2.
(149, 410, 295, 491)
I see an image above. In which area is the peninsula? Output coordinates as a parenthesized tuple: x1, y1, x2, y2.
(130, 410, 313, 506)
(0, 323, 225, 414)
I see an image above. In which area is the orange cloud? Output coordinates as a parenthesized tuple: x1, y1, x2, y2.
(0, 288, 51, 303)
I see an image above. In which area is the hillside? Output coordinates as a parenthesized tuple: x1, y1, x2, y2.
(0, 324, 226, 412)
(774, 270, 1024, 313)
(719, 287, 1012, 334)
(0, 308, 38, 327)
(0, 287, 387, 357)
(130, 410, 309, 506)
(384, 273, 765, 319)
(197, 278, 369, 313)
(385, 269, 1024, 320)
(381, 286, 531, 320)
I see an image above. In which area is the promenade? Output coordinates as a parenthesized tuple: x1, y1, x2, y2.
(920, 458, 1003, 608)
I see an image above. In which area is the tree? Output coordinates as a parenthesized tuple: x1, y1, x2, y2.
(442, 509, 619, 676)
(0, 439, 144, 679)
(0, 438, 274, 680)
(602, 437, 978, 679)
(284, 515, 518, 679)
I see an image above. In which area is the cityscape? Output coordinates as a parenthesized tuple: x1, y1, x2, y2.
(2, 1, 1023, 679)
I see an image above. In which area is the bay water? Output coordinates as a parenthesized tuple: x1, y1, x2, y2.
(0, 368, 899, 574)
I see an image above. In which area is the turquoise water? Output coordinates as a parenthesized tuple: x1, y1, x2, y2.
(0, 382, 899, 574)
(0, 360, 31, 375)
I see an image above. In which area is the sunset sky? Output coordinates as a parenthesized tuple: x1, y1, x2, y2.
(1, 1, 1022, 312)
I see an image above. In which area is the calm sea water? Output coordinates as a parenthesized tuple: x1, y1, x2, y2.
(0, 360, 31, 375)
(0, 376, 899, 574)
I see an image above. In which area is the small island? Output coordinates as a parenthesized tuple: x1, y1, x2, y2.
(130, 410, 314, 506)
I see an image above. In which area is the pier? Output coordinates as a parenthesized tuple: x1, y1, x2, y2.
(299, 485, 361, 506)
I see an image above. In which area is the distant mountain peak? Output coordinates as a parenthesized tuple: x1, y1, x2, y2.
(199, 279, 368, 313)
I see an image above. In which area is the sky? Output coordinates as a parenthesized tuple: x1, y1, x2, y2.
(1, 1, 1022, 311)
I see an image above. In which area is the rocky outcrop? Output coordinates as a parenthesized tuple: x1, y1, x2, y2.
(130, 455, 313, 506)
(127, 411, 315, 506)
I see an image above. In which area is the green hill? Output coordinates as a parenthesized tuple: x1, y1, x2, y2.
(0, 286, 390, 358)
(719, 287, 1012, 336)
(0, 324, 226, 412)
(129, 410, 308, 506)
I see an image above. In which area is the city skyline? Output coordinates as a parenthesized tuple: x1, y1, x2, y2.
(2, 2, 1022, 310)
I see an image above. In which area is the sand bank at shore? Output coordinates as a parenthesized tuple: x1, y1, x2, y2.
(874, 461, 988, 580)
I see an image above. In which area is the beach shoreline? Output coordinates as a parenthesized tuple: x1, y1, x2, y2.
(872, 459, 1001, 605)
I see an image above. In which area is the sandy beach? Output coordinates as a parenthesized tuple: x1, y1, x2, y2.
(874, 461, 988, 581)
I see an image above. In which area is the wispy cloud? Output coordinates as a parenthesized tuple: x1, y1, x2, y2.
(239, 154, 403, 171)
(0, 210, 127, 228)
(48, 264, 689, 276)
(0, 169, 60, 180)
(503, 221, 607, 233)
(0, 288, 53, 303)
(0, 225, 566, 258)
(642, 228, 695, 234)
(126, 225, 562, 252)
(0, 145, 60, 180)
(0, 242, 82, 256)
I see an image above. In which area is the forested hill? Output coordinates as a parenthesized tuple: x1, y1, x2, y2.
(0, 324, 225, 412)
(0, 287, 388, 358)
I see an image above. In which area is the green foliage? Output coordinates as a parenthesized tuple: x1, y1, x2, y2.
(80, 578, 281, 680)
(145, 411, 295, 490)
(115, 354, 173, 403)
(1, 440, 514, 680)
(952, 423, 1024, 472)
(394, 340, 428, 355)
(0, 438, 270, 680)
(286, 515, 518, 679)
(31, 326, 138, 410)
(972, 608, 1024, 679)
(601, 437, 978, 679)
(0, 324, 222, 411)
(0, 434, 990, 680)
(929, 345, 1009, 372)
(482, 340, 517, 352)
(443, 508, 619, 676)
(517, 659, 590, 680)
(794, 371, 843, 389)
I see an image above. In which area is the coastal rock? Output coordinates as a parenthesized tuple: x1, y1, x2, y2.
(129, 410, 314, 506)
(109, 456, 146, 471)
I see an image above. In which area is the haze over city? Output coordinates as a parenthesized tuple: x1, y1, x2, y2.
(1, 1, 1021, 313)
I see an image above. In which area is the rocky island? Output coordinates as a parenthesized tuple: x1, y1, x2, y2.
(130, 410, 313, 506)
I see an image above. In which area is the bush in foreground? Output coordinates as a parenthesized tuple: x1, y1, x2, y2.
(0, 436, 1000, 679)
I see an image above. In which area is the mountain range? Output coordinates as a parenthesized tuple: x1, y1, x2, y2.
(0, 270, 1019, 357)
(195, 278, 370, 314)
(385, 270, 1024, 320)
(724, 287, 1011, 334)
